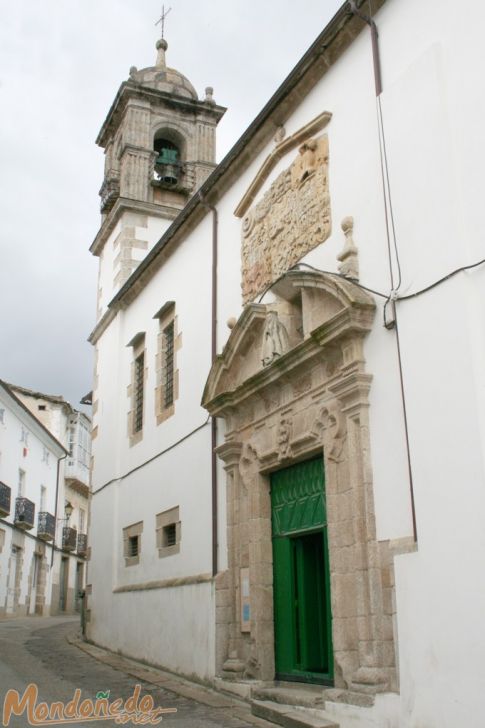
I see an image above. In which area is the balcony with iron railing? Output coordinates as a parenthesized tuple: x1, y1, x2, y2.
(37, 512, 56, 541)
(62, 526, 77, 552)
(0, 481, 11, 517)
(14, 497, 35, 530)
(77, 533, 88, 557)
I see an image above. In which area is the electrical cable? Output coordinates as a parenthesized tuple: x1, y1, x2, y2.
(92, 417, 210, 496)
(257, 258, 485, 309)
(398, 258, 485, 300)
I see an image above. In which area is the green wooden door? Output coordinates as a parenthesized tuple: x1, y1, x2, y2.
(271, 457, 333, 684)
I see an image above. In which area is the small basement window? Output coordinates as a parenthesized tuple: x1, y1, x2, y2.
(128, 535, 139, 557)
(156, 506, 181, 558)
(163, 523, 177, 548)
(123, 521, 143, 566)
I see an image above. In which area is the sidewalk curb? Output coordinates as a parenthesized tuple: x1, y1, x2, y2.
(67, 633, 274, 727)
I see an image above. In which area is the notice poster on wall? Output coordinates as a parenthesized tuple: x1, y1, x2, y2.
(240, 567, 250, 632)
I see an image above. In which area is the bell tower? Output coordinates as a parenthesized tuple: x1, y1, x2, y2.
(91, 37, 226, 319)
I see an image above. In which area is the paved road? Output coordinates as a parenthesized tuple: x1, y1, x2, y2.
(0, 617, 268, 728)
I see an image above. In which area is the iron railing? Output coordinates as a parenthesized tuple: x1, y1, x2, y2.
(77, 533, 88, 556)
(0, 481, 11, 517)
(37, 511, 55, 541)
(14, 496, 35, 529)
(62, 526, 77, 552)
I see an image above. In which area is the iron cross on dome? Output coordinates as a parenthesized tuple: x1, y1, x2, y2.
(155, 5, 172, 39)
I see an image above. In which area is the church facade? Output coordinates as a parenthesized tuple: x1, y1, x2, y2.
(87, 1, 485, 727)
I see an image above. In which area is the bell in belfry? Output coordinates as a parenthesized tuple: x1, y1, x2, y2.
(155, 141, 180, 185)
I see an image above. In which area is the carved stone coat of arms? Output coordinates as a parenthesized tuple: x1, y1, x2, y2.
(241, 135, 331, 304)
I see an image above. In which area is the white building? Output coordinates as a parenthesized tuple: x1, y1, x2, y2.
(87, 1, 485, 727)
(0, 380, 67, 616)
(0, 382, 91, 617)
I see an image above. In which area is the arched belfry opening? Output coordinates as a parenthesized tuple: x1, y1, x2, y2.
(154, 134, 183, 187)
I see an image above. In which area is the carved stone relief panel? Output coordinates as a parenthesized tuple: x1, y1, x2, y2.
(241, 135, 331, 304)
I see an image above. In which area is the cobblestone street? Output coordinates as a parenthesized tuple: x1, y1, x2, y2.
(0, 617, 271, 728)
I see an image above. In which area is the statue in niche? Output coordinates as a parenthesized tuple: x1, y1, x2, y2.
(261, 311, 289, 367)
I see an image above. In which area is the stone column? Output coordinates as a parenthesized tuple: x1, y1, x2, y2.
(214, 441, 244, 678)
(330, 370, 394, 693)
(247, 468, 274, 680)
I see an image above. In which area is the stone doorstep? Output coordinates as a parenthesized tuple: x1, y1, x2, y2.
(214, 676, 261, 700)
(252, 684, 326, 708)
(252, 700, 339, 728)
(252, 683, 375, 710)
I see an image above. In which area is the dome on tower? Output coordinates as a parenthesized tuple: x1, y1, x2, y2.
(128, 39, 198, 100)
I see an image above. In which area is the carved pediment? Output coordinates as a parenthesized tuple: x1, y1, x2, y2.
(205, 304, 268, 399)
(202, 270, 375, 416)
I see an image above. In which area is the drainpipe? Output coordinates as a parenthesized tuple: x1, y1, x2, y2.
(51, 451, 68, 567)
(348, 0, 382, 96)
(199, 191, 219, 577)
(349, 0, 418, 542)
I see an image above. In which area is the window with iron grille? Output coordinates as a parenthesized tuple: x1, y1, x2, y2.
(163, 321, 175, 408)
(123, 520, 143, 566)
(128, 535, 139, 557)
(163, 523, 177, 547)
(156, 506, 180, 557)
(134, 352, 144, 432)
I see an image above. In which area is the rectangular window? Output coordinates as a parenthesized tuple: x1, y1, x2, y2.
(20, 427, 29, 446)
(156, 506, 181, 558)
(127, 332, 146, 446)
(18, 469, 25, 496)
(128, 535, 139, 557)
(40, 485, 46, 512)
(134, 352, 145, 432)
(78, 419, 90, 467)
(163, 523, 177, 547)
(123, 521, 143, 566)
(163, 321, 175, 408)
(79, 508, 86, 533)
(68, 426, 76, 457)
(154, 302, 179, 425)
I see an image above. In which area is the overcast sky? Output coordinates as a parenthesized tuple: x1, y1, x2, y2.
(0, 0, 343, 408)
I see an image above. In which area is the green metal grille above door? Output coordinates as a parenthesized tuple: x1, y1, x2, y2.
(271, 457, 326, 536)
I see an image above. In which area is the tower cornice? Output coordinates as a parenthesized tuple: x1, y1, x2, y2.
(96, 81, 226, 148)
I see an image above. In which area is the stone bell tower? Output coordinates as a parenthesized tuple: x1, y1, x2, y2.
(90, 38, 226, 317)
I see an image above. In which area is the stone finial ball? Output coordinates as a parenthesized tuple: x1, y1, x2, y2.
(227, 317, 237, 330)
(156, 38, 168, 51)
(341, 216, 354, 233)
